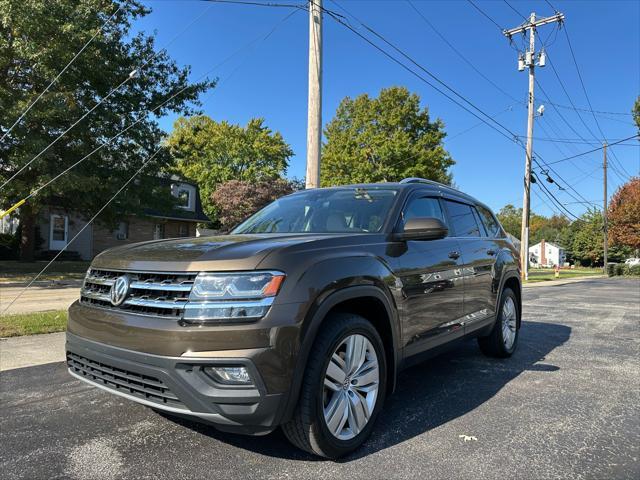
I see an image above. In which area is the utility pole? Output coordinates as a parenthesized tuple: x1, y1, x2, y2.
(603, 142, 608, 272)
(504, 11, 564, 281)
(305, 0, 322, 189)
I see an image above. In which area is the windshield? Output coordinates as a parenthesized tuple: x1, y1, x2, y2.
(232, 187, 398, 234)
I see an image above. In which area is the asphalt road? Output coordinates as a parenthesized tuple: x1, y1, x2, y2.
(1, 277, 639, 479)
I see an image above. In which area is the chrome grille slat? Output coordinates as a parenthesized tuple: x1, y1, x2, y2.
(80, 268, 196, 318)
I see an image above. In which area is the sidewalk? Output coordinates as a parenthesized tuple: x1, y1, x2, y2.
(0, 284, 79, 314)
(0, 332, 66, 371)
(523, 274, 608, 288)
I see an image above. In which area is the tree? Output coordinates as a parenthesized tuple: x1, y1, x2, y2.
(571, 209, 605, 266)
(166, 116, 293, 218)
(211, 178, 301, 231)
(0, 0, 213, 259)
(608, 177, 640, 252)
(320, 86, 454, 187)
(496, 204, 522, 239)
(633, 96, 640, 134)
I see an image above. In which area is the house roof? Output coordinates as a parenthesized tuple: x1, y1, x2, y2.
(143, 178, 210, 223)
(529, 241, 563, 250)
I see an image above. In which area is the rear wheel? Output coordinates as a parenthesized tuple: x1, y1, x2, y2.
(478, 288, 519, 358)
(282, 313, 386, 458)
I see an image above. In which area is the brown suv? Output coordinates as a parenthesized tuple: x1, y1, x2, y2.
(67, 178, 521, 458)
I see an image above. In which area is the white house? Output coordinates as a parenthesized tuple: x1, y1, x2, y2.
(529, 239, 565, 268)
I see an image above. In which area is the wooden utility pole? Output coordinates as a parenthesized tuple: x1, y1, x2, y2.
(305, 0, 322, 189)
(504, 11, 564, 281)
(603, 142, 608, 272)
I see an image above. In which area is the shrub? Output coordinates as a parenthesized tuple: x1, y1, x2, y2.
(606, 263, 617, 277)
(624, 264, 640, 276)
(614, 264, 626, 276)
(0, 233, 19, 260)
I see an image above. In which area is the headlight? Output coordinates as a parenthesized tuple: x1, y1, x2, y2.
(183, 271, 285, 324)
(189, 271, 285, 301)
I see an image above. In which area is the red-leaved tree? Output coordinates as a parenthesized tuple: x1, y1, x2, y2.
(608, 177, 640, 251)
(211, 178, 302, 231)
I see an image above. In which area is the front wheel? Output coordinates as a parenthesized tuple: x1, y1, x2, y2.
(478, 288, 519, 358)
(282, 313, 387, 458)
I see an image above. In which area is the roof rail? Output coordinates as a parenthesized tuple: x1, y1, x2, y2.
(399, 177, 448, 188)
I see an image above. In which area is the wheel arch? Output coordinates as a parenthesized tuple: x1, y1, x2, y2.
(280, 285, 400, 423)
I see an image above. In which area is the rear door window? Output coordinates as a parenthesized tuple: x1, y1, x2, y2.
(444, 200, 482, 237)
(476, 205, 502, 238)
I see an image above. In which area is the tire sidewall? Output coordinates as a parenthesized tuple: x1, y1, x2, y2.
(311, 319, 387, 457)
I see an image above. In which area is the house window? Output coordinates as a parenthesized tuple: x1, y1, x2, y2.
(178, 224, 189, 237)
(172, 183, 195, 211)
(115, 222, 128, 240)
(153, 223, 165, 240)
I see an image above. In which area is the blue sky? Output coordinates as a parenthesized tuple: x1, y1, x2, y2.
(135, 0, 639, 217)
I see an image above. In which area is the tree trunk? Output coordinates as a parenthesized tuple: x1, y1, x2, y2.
(19, 204, 36, 261)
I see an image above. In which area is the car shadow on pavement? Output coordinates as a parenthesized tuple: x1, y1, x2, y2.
(159, 320, 571, 461)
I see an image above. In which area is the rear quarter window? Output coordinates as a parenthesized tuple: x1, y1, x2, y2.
(476, 205, 503, 238)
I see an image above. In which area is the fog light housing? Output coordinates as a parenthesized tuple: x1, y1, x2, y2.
(204, 366, 252, 385)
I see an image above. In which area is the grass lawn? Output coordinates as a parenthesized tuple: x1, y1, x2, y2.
(526, 268, 604, 283)
(0, 310, 67, 337)
(0, 261, 90, 282)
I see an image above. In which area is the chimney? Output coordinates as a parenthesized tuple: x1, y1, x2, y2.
(541, 239, 546, 266)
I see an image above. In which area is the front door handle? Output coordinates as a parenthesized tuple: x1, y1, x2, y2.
(487, 249, 496, 256)
(448, 251, 460, 260)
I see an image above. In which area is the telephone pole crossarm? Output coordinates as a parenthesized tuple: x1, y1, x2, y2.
(503, 13, 565, 38)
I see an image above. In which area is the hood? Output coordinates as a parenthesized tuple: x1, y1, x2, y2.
(91, 233, 339, 272)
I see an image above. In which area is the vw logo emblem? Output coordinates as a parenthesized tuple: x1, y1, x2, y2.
(110, 275, 130, 306)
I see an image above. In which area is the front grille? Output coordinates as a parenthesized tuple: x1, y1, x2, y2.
(80, 268, 196, 317)
(67, 352, 186, 409)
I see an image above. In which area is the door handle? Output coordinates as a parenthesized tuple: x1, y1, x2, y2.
(487, 249, 496, 256)
(448, 251, 460, 259)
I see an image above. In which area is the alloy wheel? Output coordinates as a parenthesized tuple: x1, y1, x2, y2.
(501, 296, 517, 350)
(322, 334, 380, 440)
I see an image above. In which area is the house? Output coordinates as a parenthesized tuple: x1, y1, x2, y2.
(529, 239, 565, 268)
(2, 179, 210, 261)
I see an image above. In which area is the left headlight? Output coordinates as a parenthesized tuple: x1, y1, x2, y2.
(183, 271, 285, 324)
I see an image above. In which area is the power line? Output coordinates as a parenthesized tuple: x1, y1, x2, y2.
(0, 8, 300, 219)
(0, 6, 122, 144)
(327, 0, 585, 217)
(545, 101, 633, 116)
(407, 0, 523, 105)
(1, 147, 162, 316)
(546, 135, 639, 165)
(0, 4, 217, 191)
(201, 0, 305, 7)
(466, 0, 505, 32)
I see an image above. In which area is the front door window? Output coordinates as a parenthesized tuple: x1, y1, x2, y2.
(50, 214, 68, 250)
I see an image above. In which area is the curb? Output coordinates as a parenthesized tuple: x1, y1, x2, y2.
(523, 275, 607, 288)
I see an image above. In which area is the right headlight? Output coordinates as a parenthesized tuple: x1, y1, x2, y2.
(183, 271, 285, 324)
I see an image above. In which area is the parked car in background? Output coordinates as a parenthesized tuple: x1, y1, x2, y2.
(624, 258, 640, 267)
(66, 178, 521, 458)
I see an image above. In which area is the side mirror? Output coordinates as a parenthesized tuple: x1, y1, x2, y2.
(395, 217, 448, 241)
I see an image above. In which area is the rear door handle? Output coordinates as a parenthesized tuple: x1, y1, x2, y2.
(448, 251, 460, 260)
(487, 249, 496, 256)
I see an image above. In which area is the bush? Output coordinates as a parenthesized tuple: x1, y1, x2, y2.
(0, 233, 19, 260)
(614, 264, 626, 276)
(606, 263, 617, 277)
(624, 264, 640, 276)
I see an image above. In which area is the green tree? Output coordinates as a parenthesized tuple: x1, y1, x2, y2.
(166, 115, 293, 218)
(320, 86, 454, 187)
(571, 209, 605, 266)
(633, 96, 640, 134)
(0, 0, 213, 259)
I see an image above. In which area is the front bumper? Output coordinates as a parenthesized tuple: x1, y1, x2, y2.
(66, 332, 286, 435)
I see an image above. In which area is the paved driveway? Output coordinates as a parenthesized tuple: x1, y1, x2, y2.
(1, 278, 638, 479)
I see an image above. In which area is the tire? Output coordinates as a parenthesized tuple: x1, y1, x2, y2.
(282, 312, 387, 459)
(478, 287, 519, 358)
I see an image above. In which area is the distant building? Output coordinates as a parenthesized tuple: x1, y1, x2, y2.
(1, 178, 210, 260)
(529, 239, 565, 268)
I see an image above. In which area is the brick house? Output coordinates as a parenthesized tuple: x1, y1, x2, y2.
(5, 179, 210, 260)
